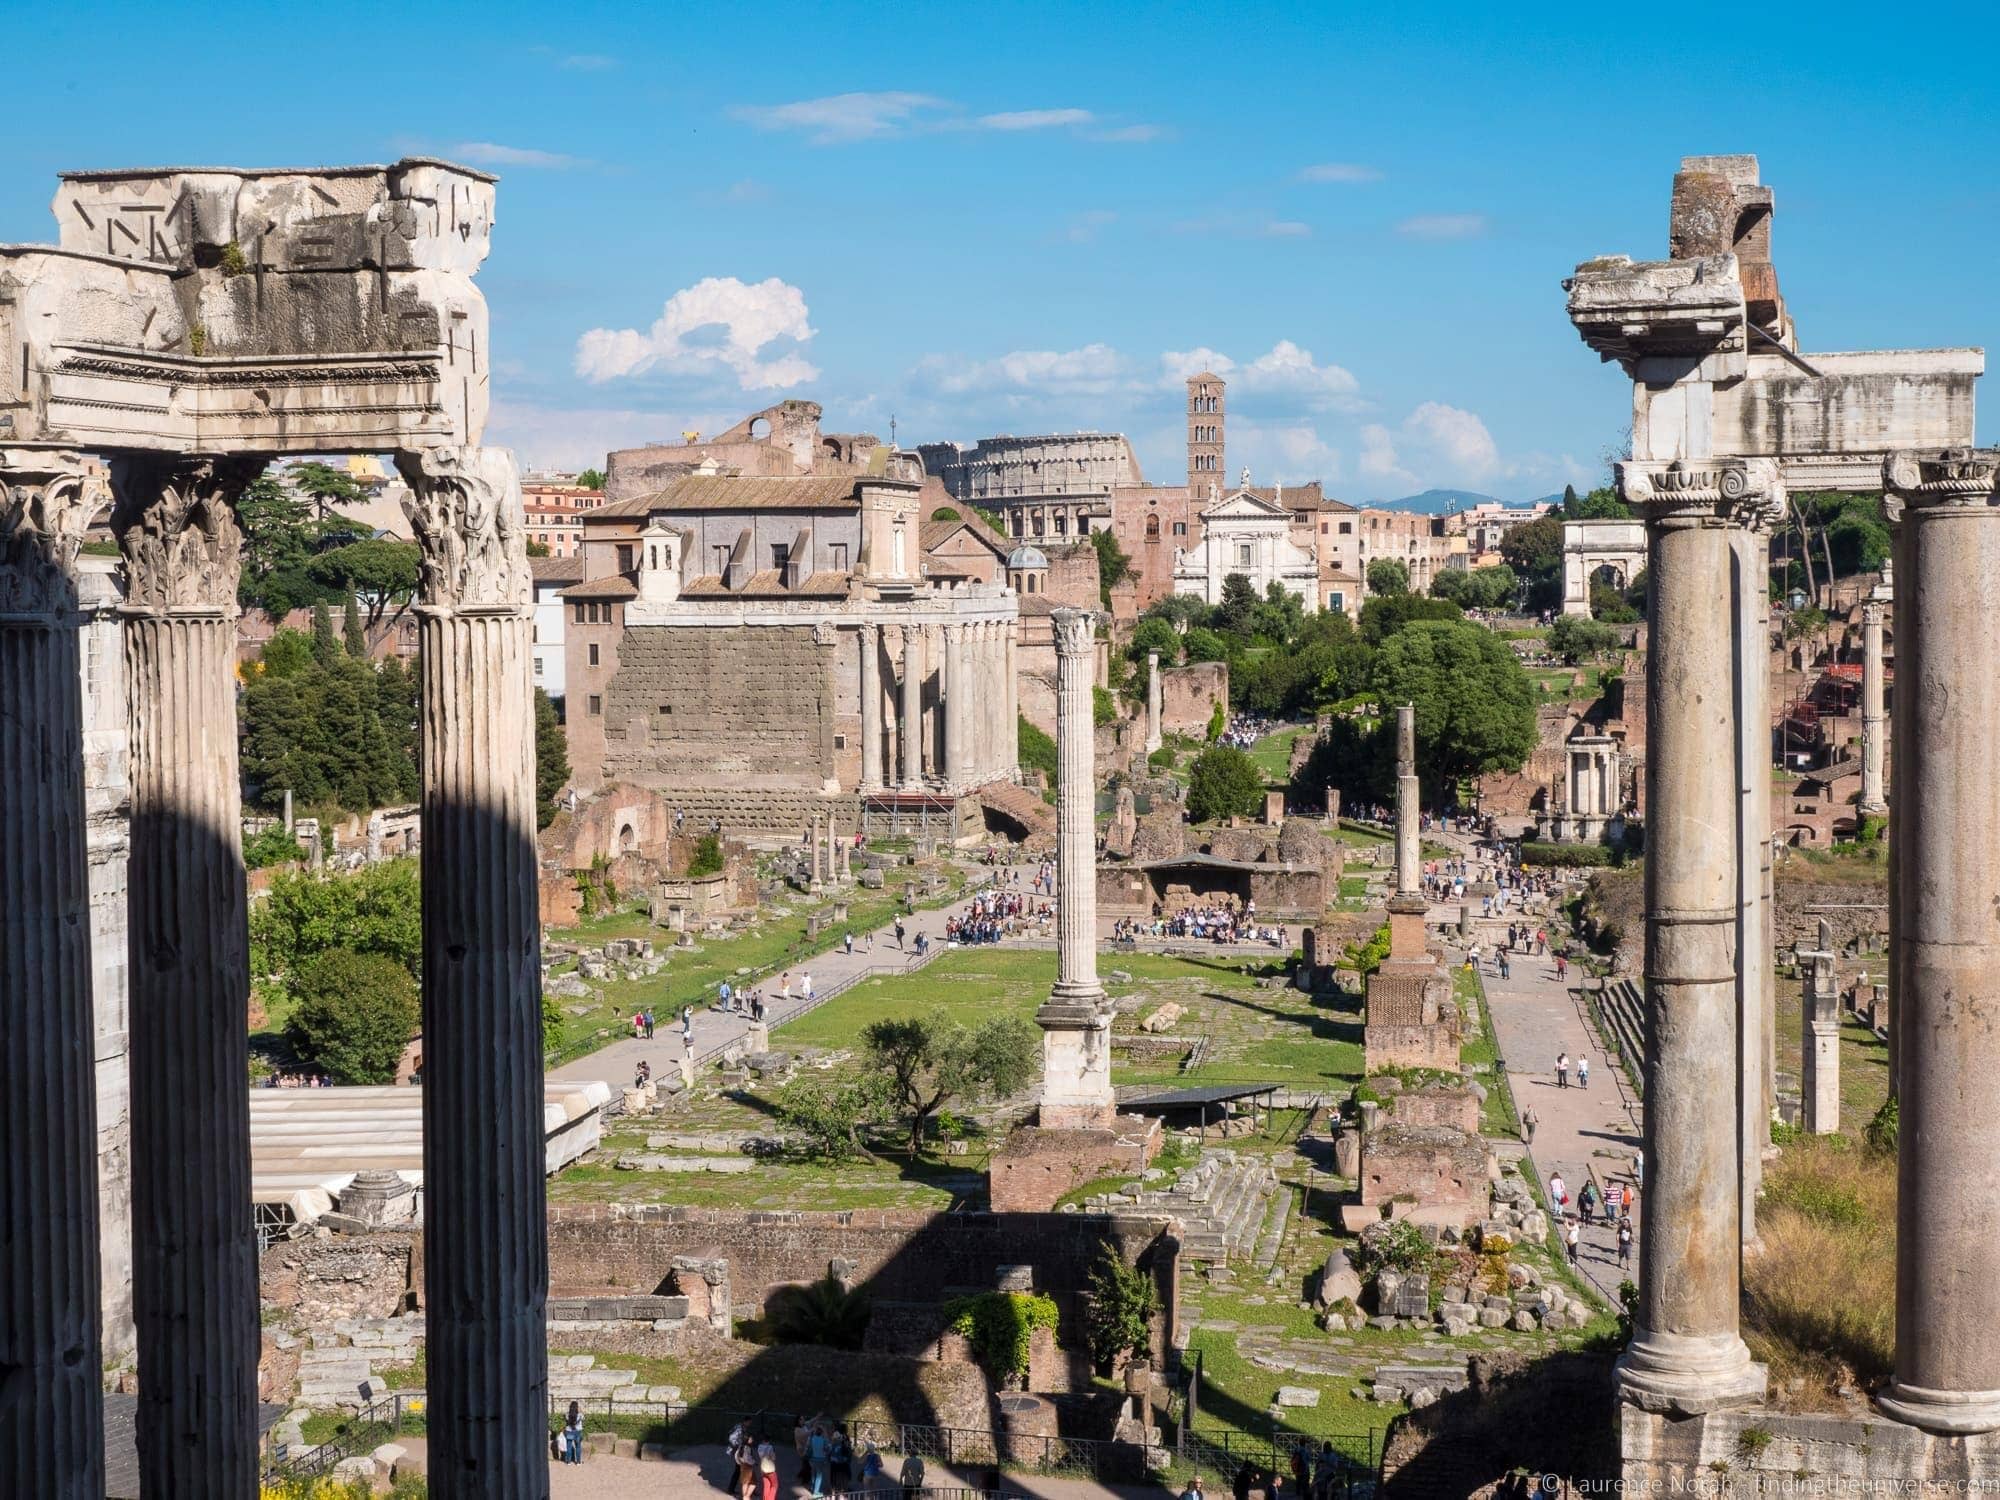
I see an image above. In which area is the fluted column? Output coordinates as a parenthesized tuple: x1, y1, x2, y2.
(984, 620, 1003, 781)
(1879, 449, 2000, 1435)
(0, 451, 103, 1500)
(943, 623, 964, 790)
(1394, 703, 1420, 896)
(112, 453, 266, 1497)
(1732, 518, 1775, 1243)
(899, 622, 924, 790)
(397, 447, 549, 1494)
(1005, 619, 1020, 777)
(1860, 599, 1888, 815)
(859, 622, 883, 791)
(1615, 457, 1769, 1416)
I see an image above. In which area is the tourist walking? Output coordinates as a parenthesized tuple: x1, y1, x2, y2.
(1633, 1148, 1644, 1191)
(1617, 1216, 1633, 1269)
(1579, 1180, 1598, 1225)
(1554, 952, 1568, 982)
(1521, 1105, 1538, 1146)
(1555, 1051, 1569, 1088)
(1577, 1054, 1590, 1089)
(1498, 949, 1511, 980)
(1565, 1217, 1581, 1267)
(899, 1453, 925, 1500)
(562, 1400, 585, 1464)
(1549, 1171, 1567, 1211)
(894, 918, 906, 950)
(844, 931, 854, 956)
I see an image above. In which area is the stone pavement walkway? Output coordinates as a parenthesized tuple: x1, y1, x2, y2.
(551, 863, 1045, 1095)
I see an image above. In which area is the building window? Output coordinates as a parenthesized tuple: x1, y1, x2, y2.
(1145, 515, 1160, 540)
(1173, 522, 1187, 537)
(588, 694, 602, 716)
(831, 543, 848, 572)
(833, 733, 847, 750)
(533, 657, 544, 676)
(617, 544, 634, 573)
(1237, 543, 1253, 567)
(1339, 521, 1352, 534)
(771, 542, 789, 573)
(588, 643, 600, 666)
(573, 603, 585, 623)
(658, 704, 672, 715)
(1329, 591, 1345, 611)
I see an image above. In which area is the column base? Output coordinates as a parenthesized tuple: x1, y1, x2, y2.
(1858, 800, 1888, 817)
(1616, 1327, 1767, 1415)
(1877, 1382, 2000, 1435)
(1044, 981, 1108, 1013)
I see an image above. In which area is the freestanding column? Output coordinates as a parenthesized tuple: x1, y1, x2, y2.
(1732, 519, 1775, 1243)
(900, 623, 924, 790)
(859, 622, 883, 792)
(943, 623, 964, 790)
(398, 447, 549, 1494)
(1879, 449, 2000, 1435)
(111, 453, 266, 1496)
(1005, 619, 1020, 776)
(1037, 608, 1116, 1129)
(1394, 703, 1420, 896)
(1614, 457, 1768, 1416)
(0, 451, 104, 1499)
(1146, 651, 1164, 752)
(1859, 598, 1888, 816)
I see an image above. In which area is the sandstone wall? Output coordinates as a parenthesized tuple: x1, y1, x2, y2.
(261, 1231, 420, 1326)
(1159, 663, 1227, 736)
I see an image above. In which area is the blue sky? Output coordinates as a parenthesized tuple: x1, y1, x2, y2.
(9, 1, 1997, 498)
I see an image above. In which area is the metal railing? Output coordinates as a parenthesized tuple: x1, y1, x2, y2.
(265, 1391, 423, 1481)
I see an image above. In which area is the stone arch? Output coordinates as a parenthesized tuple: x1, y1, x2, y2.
(1145, 514, 1161, 540)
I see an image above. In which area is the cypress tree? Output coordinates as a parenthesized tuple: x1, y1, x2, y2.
(311, 602, 339, 666)
(343, 594, 368, 657)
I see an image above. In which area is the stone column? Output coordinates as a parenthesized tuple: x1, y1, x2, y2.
(1800, 949, 1841, 1135)
(1394, 703, 1420, 897)
(859, 622, 883, 792)
(1732, 519, 1774, 1243)
(0, 451, 104, 1499)
(1879, 449, 2000, 1435)
(900, 622, 924, 790)
(1614, 457, 1769, 1416)
(1038, 608, 1115, 1129)
(111, 453, 267, 1496)
(1005, 619, 1020, 777)
(1145, 651, 1163, 752)
(1859, 599, 1888, 815)
(398, 447, 550, 1492)
(943, 623, 964, 790)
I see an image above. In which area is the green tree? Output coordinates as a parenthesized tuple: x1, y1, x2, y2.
(311, 602, 339, 666)
(1129, 615, 1180, 665)
(1588, 578, 1640, 623)
(1499, 513, 1564, 578)
(1216, 573, 1259, 636)
(767, 1273, 873, 1349)
(1092, 685, 1117, 727)
(1467, 563, 1518, 610)
(1085, 1243, 1157, 1370)
(1430, 568, 1474, 606)
(1143, 594, 1211, 629)
(242, 826, 307, 870)
(285, 947, 419, 1084)
(1091, 528, 1132, 607)
(1365, 557, 1410, 596)
(526, 538, 551, 558)
(931, 506, 962, 522)
(575, 467, 607, 492)
(1359, 592, 1461, 646)
(305, 539, 421, 631)
(259, 627, 316, 679)
(375, 656, 420, 800)
(687, 832, 724, 878)
(1183, 626, 1230, 664)
(862, 1014, 1039, 1156)
(534, 687, 570, 830)
(1564, 485, 1631, 520)
(342, 594, 368, 657)
(250, 862, 423, 984)
(1371, 619, 1538, 801)
(290, 460, 366, 525)
(1548, 613, 1617, 664)
(775, 1073, 889, 1161)
(1186, 744, 1265, 823)
(1017, 714, 1058, 784)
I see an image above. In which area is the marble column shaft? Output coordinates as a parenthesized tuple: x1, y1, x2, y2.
(943, 624, 964, 787)
(1146, 651, 1163, 752)
(398, 447, 549, 1494)
(1614, 458, 1767, 1416)
(1732, 522, 1773, 1243)
(1051, 610, 1100, 999)
(1394, 704, 1420, 895)
(859, 622, 882, 791)
(0, 454, 104, 1500)
(900, 624, 924, 790)
(113, 454, 265, 1497)
(1860, 601, 1888, 814)
(1005, 621, 1020, 776)
(1879, 449, 2000, 1435)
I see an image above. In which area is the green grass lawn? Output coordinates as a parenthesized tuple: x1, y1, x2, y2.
(1244, 725, 1308, 784)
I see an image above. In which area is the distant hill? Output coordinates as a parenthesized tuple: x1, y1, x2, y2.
(1370, 488, 1507, 515)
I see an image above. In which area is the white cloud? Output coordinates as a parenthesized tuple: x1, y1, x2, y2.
(450, 141, 589, 169)
(1230, 420, 1341, 484)
(918, 343, 1131, 397)
(1158, 341, 1358, 410)
(730, 91, 947, 144)
(574, 276, 819, 390)
(1397, 213, 1488, 240)
(1298, 163, 1382, 184)
(1261, 220, 1312, 239)
(1404, 401, 1500, 478)
(1359, 423, 1407, 482)
(1159, 347, 1232, 384)
(487, 399, 741, 473)
(976, 108, 1094, 131)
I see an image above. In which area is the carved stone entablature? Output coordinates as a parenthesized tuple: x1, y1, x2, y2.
(1565, 253, 1747, 371)
(1050, 606, 1098, 657)
(1617, 457, 1784, 530)
(0, 448, 93, 617)
(108, 454, 264, 611)
(396, 446, 529, 611)
(1882, 448, 2000, 521)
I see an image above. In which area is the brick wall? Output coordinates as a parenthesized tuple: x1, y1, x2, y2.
(1159, 663, 1227, 736)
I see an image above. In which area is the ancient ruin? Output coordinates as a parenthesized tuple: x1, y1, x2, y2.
(0, 159, 543, 1497)
(1362, 705, 1458, 1074)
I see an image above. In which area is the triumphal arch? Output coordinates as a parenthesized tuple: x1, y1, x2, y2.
(1, 160, 545, 1497)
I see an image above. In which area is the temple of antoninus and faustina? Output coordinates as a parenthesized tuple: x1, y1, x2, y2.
(1, 160, 547, 1497)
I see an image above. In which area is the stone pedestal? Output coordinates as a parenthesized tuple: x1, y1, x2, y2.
(1800, 951, 1841, 1136)
(399, 446, 551, 1493)
(113, 453, 267, 1496)
(1879, 450, 2000, 1435)
(0, 452, 104, 1499)
(1614, 457, 1768, 1417)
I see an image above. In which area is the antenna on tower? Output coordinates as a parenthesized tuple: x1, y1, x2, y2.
(890, 414, 898, 445)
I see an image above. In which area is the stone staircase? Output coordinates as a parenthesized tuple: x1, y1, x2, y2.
(547, 1353, 682, 1411)
(1592, 978, 1646, 1093)
(1131, 1150, 1280, 1263)
(975, 779, 1057, 842)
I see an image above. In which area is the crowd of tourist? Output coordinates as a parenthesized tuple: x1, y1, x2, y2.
(715, 1415, 939, 1500)
(1215, 714, 1282, 750)
(1112, 908, 1288, 948)
(945, 887, 1051, 945)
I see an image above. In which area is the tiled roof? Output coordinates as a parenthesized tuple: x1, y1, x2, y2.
(589, 473, 874, 520)
(530, 556, 585, 584)
(560, 575, 639, 601)
(679, 569, 853, 599)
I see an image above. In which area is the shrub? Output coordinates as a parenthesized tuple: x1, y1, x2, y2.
(1865, 1095, 1898, 1155)
(1018, 715, 1058, 782)
(768, 1273, 872, 1350)
(243, 826, 307, 870)
(687, 833, 724, 878)
(1147, 746, 1175, 771)
(1084, 1244, 1157, 1369)
(1518, 841, 1614, 868)
(285, 947, 418, 1084)
(1350, 1219, 1432, 1279)
(1547, 613, 1617, 664)
(1092, 685, 1117, 726)
(1186, 745, 1263, 823)
(944, 1291, 1059, 1379)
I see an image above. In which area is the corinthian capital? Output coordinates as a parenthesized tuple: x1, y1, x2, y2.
(1882, 448, 2000, 521)
(1616, 456, 1784, 531)
(1050, 606, 1098, 658)
(109, 454, 264, 611)
(396, 445, 529, 610)
(0, 448, 94, 617)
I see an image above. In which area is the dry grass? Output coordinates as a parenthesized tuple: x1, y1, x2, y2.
(1743, 1133, 1896, 1409)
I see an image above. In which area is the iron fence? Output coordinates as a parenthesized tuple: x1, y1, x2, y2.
(264, 1390, 423, 1482)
